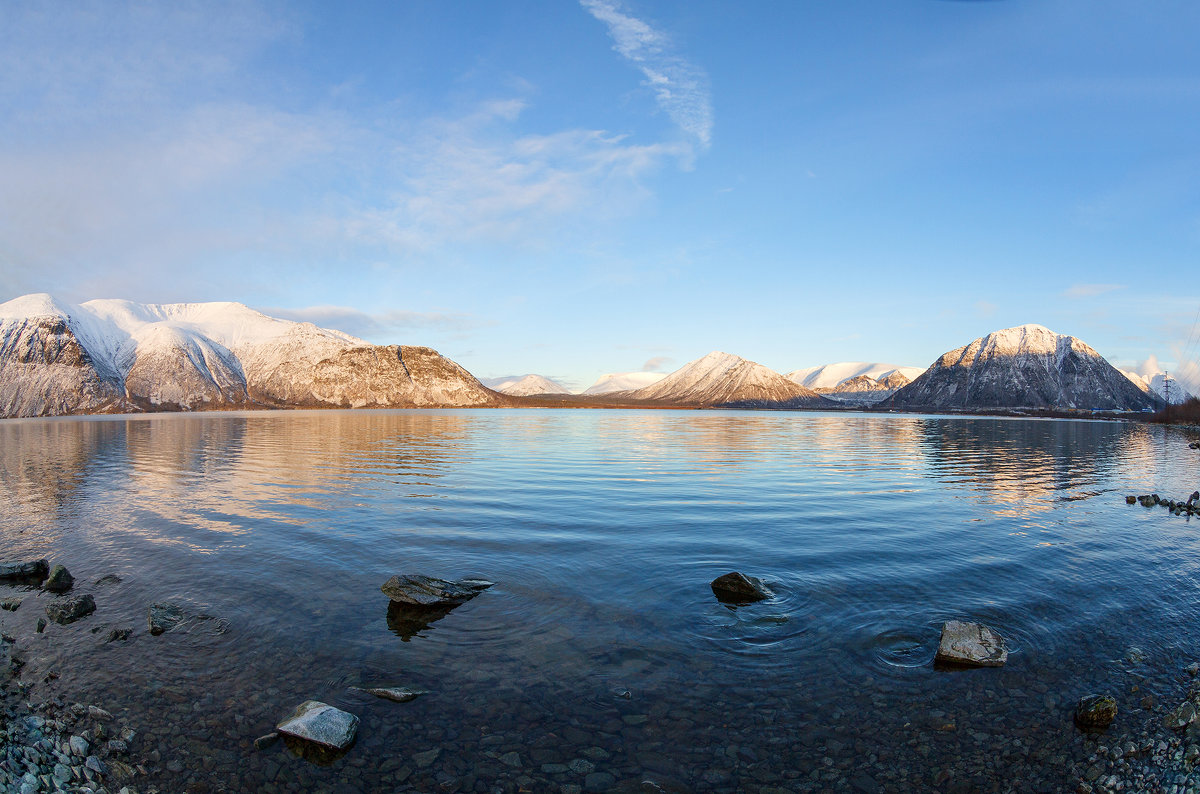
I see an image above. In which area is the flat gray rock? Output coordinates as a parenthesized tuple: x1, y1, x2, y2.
(276, 700, 359, 750)
(934, 620, 1008, 667)
(380, 574, 494, 607)
(352, 686, 427, 703)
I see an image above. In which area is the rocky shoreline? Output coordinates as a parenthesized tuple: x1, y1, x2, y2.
(9, 563, 1200, 792)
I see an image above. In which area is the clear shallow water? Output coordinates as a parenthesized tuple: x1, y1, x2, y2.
(1, 409, 1199, 793)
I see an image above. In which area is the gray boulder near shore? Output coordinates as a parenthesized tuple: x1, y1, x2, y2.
(276, 700, 359, 750)
(380, 575, 494, 607)
(934, 620, 1008, 667)
(45, 594, 96, 625)
(44, 564, 74, 593)
(710, 572, 773, 604)
(1076, 694, 1118, 730)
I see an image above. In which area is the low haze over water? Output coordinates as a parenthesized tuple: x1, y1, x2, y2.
(2, 410, 1200, 791)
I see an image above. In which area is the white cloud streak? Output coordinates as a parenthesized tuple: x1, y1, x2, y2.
(261, 305, 479, 340)
(580, 0, 714, 148)
(1063, 283, 1125, 299)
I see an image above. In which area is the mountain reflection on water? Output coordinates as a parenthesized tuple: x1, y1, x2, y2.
(0, 409, 1199, 793)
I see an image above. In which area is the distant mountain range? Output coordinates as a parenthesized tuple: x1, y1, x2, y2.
(0, 295, 1178, 417)
(1119, 369, 1194, 405)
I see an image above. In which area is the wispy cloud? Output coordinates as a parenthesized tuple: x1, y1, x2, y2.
(1063, 283, 1125, 299)
(260, 305, 480, 340)
(642, 355, 672, 371)
(580, 0, 713, 148)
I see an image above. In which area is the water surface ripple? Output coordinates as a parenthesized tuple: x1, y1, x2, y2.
(2, 409, 1199, 792)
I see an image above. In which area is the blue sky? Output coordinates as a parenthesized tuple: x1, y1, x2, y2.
(3, 0, 1199, 392)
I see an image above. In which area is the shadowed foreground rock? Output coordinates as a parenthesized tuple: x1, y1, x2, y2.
(1076, 694, 1118, 730)
(934, 620, 1008, 667)
(276, 700, 359, 750)
(710, 572, 773, 604)
(45, 594, 96, 625)
(380, 574, 494, 606)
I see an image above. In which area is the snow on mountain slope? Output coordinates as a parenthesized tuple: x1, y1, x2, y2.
(891, 324, 1160, 411)
(624, 351, 835, 407)
(0, 293, 500, 416)
(786, 362, 926, 390)
(583, 371, 666, 395)
(1119, 369, 1194, 405)
(486, 374, 572, 396)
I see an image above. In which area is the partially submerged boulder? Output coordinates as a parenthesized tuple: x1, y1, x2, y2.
(276, 700, 359, 750)
(0, 559, 49, 582)
(46, 594, 96, 625)
(1076, 694, 1118, 730)
(934, 620, 1008, 668)
(380, 575, 494, 607)
(44, 564, 74, 593)
(710, 572, 773, 604)
(147, 602, 187, 636)
(352, 686, 427, 703)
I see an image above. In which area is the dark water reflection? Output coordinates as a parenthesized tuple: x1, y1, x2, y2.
(1, 410, 1199, 792)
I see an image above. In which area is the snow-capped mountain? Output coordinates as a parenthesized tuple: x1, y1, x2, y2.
(786, 362, 926, 405)
(786, 362, 926, 391)
(622, 351, 835, 408)
(0, 294, 502, 417)
(582, 371, 667, 395)
(484, 374, 572, 396)
(891, 324, 1160, 412)
(1119, 370, 1195, 405)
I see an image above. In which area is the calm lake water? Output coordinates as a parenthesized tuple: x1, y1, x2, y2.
(2, 409, 1199, 793)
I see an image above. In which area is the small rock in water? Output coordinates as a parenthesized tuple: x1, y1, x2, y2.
(934, 620, 1008, 668)
(0, 597, 20, 611)
(44, 564, 74, 593)
(36, 617, 47, 633)
(1189, 491, 1200, 505)
(709, 572, 773, 604)
(1125, 646, 1146, 665)
(352, 686, 428, 703)
(46, 594, 96, 625)
(88, 705, 113, 721)
(276, 700, 359, 750)
(1166, 701, 1197, 730)
(1076, 694, 1118, 730)
(0, 559, 49, 582)
(253, 732, 279, 750)
(380, 574, 494, 606)
(147, 603, 187, 635)
(103, 628, 133, 643)
(1125, 495, 1137, 504)
(1186, 662, 1199, 677)
(95, 574, 123, 586)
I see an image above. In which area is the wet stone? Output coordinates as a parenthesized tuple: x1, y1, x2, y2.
(1166, 701, 1196, 730)
(380, 574, 494, 606)
(413, 748, 441, 768)
(44, 565, 74, 593)
(46, 594, 96, 625)
(351, 686, 427, 703)
(710, 572, 772, 604)
(147, 602, 187, 635)
(934, 620, 1008, 667)
(103, 628, 133, 643)
(1, 597, 20, 611)
(253, 732, 279, 750)
(1076, 694, 1118, 730)
(0, 559, 49, 582)
(275, 701, 359, 750)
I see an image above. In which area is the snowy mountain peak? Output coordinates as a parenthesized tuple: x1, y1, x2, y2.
(787, 362, 925, 390)
(1120, 369, 1195, 405)
(487, 374, 571, 396)
(582, 371, 667, 395)
(626, 351, 833, 407)
(894, 324, 1159, 411)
